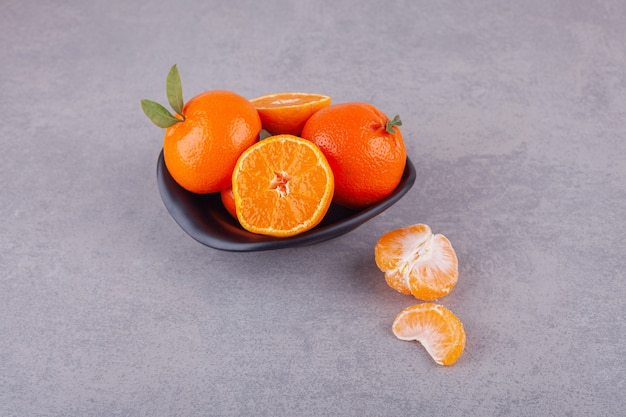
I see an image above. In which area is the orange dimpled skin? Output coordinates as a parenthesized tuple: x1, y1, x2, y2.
(163, 90, 262, 194)
(301, 102, 406, 210)
(392, 303, 466, 366)
(375, 224, 458, 300)
(232, 135, 334, 237)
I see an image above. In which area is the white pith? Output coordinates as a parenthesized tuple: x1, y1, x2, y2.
(395, 232, 434, 289)
(269, 170, 292, 197)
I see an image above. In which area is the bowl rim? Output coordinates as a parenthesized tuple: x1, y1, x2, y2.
(156, 150, 416, 251)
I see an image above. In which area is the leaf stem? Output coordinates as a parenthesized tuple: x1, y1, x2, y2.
(141, 64, 187, 128)
(385, 114, 403, 134)
(166, 64, 185, 118)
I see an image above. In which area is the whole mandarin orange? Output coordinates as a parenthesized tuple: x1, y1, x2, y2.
(375, 224, 458, 300)
(163, 90, 261, 194)
(301, 102, 406, 209)
(393, 303, 466, 366)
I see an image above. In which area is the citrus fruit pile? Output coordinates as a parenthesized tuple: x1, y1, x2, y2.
(375, 224, 466, 366)
(143, 66, 467, 367)
(142, 65, 407, 237)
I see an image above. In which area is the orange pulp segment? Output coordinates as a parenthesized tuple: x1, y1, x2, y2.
(392, 303, 466, 366)
(250, 92, 331, 136)
(375, 224, 458, 300)
(232, 134, 334, 237)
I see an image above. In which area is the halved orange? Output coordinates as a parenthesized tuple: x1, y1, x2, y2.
(375, 224, 458, 300)
(392, 303, 466, 366)
(232, 134, 334, 237)
(250, 92, 331, 136)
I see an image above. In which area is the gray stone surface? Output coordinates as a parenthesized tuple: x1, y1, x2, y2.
(1, 0, 624, 416)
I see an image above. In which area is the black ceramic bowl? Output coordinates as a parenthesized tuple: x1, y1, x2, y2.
(156, 150, 416, 251)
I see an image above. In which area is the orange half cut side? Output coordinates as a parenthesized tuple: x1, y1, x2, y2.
(250, 92, 331, 136)
(232, 134, 334, 237)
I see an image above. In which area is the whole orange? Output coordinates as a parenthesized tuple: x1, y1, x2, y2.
(163, 90, 261, 194)
(301, 102, 406, 209)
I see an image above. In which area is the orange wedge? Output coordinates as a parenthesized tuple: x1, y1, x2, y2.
(250, 92, 331, 136)
(232, 134, 334, 237)
(392, 303, 466, 366)
(375, 224, 458, 300)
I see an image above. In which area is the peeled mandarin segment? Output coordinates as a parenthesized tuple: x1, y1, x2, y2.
(232, 135, 334, 237)
(408, 234, 459, 300)
(392, 303, 466, 366)
(374, 224, 433, 294)
(250, 92, 331, 136)
(375, 224, 432, 272)
(382, 271, 413, 295)
(375, 224, 458, 300)
(377, 233, 431, 294)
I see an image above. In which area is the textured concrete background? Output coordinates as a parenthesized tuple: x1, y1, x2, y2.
(1, 0, 624, 416)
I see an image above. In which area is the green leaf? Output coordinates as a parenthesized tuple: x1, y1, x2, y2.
(141, 99, 181, 128)
(166, 64, 184, 117)
(385, 114, 403, 134)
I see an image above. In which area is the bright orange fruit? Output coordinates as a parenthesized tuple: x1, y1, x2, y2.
(163, 90, 262, 194)
(301, 102, 406, 209)
(375, 224, 458, 300)
(392, 303, 466, 366)
(250, 92, 331, 136)
(220, 187, 237, 219)
(231, 134, 334, 237)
